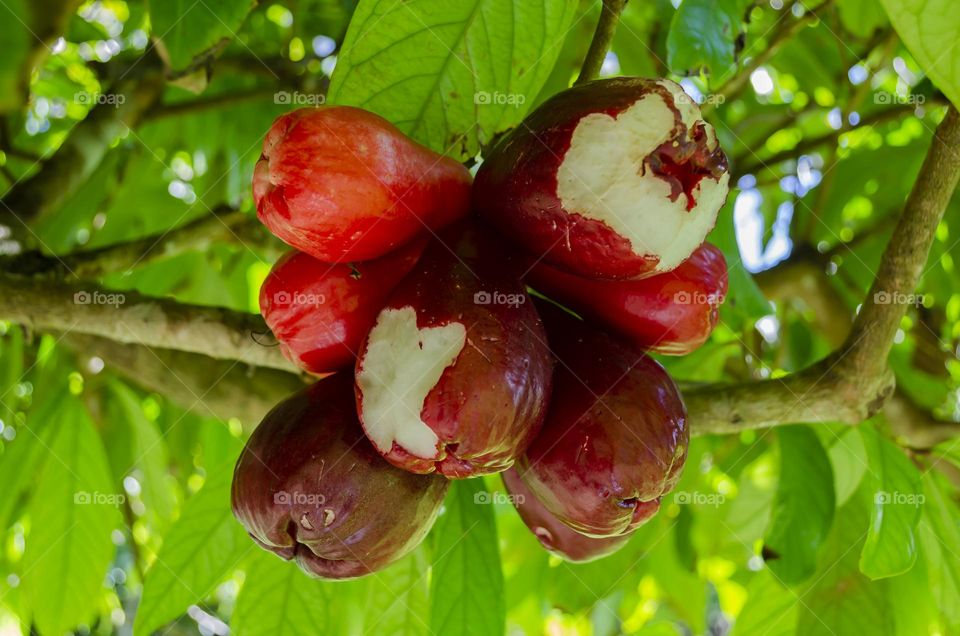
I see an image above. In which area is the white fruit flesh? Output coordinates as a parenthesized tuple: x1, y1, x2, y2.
(555, 79, 730, 273)
(356, 306, 466, 459)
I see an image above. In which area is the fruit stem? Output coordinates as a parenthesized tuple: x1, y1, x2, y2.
(575, 0, 628, 86)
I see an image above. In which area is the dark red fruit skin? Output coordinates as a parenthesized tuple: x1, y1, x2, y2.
(253, 106, 471, 263)
(515, 300, 688, 538)
(472, 77, 727, 280)
(527, 243, 728, 355)
(502, 468, 631, 563)
(355, 221, 553, 478)
(260, 239, 427, 375)
(231, 374, 449, 580)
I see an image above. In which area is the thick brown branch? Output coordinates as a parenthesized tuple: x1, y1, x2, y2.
(575, 0, 627, 85)
(0, 273, 296, 372)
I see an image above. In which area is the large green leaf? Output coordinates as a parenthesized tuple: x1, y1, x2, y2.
(232, 549, 347, 636)
(362, 548, 432, 636)
(430, 479, 505, 636)
(827, 427, 868, 506)
(797, 483, 894, 634)
(731, 569, 797, 636)
(859, 424, 923, 579)
(150, 0, 256, 71)
(667, 0, 743, 79)
(920, 471, 960, 627)
(0, 0, 31, 112)
(837, 0, 889, 37)
(22, 398, 120, 636)
(880, 0, 960, 108)
(328, 0, 579, 158)
(133, 455, 249, 635)
(763, 425, 835, 584)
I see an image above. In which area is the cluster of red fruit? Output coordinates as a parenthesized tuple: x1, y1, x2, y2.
(231, 77, 731, 579)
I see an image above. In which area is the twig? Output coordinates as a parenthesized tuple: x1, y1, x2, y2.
(575, 0, 628, 85)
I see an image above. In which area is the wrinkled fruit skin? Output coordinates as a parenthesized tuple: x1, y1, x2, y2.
(502, 468, 631, 562)
(355, 222, 553, 478)
(260, 239, 427, 374)
(254, 106, 472, 263)
(528, 243, 728, 355)
(473, 77, 729, 280)
(516, 301, 688, 538)
(231, 374, 449, 580)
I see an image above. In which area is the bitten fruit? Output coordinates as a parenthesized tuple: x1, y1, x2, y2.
(502, 468, 631, 563)
(473, 77, 730, 280)
(253, 106, 472, 263)
(355, 222, 553, 478)
(231, 374, 449, 580)
(528, 242, 728, 355)
(260, 239, 426, 374)
(516, 301, 688, 538)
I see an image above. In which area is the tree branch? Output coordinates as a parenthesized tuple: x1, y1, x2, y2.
(1, 205, 274, 279)
(575, 0, 628, 85)
(0, 273, 297, 372)
(687, 105, 960, 436)
(0, 69, 165, 248)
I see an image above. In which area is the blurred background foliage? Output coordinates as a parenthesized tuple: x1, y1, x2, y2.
(0, 0, 959, 634)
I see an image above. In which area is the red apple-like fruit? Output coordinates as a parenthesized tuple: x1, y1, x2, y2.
(253, 106, 471, 263)
(528, 242, 728, 355)
(515, 300, 688, 538)
(473, 78, 730, 280)
(231, 374, 449, 580)
(260, 239, 427, 374)
(354, 222, 552, 478)
(502, 468, 631, 563)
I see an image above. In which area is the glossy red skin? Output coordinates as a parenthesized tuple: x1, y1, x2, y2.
(502, 468, 631, 563)
(355, 222, 553, 478)
(253, 106, 471, 263)
(528, 243, 728, 355)
(473, 78, 727, 280)
(260, 239, 427, 374)
(231, 374, 449, 580)
(515, 301, 688, 538)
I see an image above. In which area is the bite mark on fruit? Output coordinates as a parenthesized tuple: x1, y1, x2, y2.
(357, 306, 467, 459)
(555, 81, 729, 273)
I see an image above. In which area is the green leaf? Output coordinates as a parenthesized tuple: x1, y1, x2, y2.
(362, 548, 431, 636)
(763, 425, 835, 584)
(880, 0, 960, 108)
(919, 471, 960, 627)
(133, 455, 249, 636)
(232, 549, 345, 636)
(827, 427, 868, 507)
(837, 0, 889, 38)
(107, 380, 177, 530)
(859, 425, 923, 579)
(150, 0, 256, 71)
(798, 483, 894, 634)
(22, 398, 120, 636)
(329, 0, 579, 158)
(667, 0, 742, 78)
(0, 0, 31, 112)
(732, 569, 796, 636)
(430, 479, 505, 636)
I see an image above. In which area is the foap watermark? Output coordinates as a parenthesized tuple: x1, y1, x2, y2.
(74, 91, 126, 107)
(74, 290, 125, 306)
(474, 91, 526, 107)
(473, 290, 526, 308)
(673, 491, 725, 508)
(875, 491, 924, 507)
(474, 490, 524, 505)
(673, 290, 726, 305)
(275, 91, 326, 106)
(874, 91, 925, 106)
(74, 491, 126, 507)
(674, 91, 726, 108)
(274, 490, 326, 505)
(873, 291, 926, 306)
(273, 291, 326, 307)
